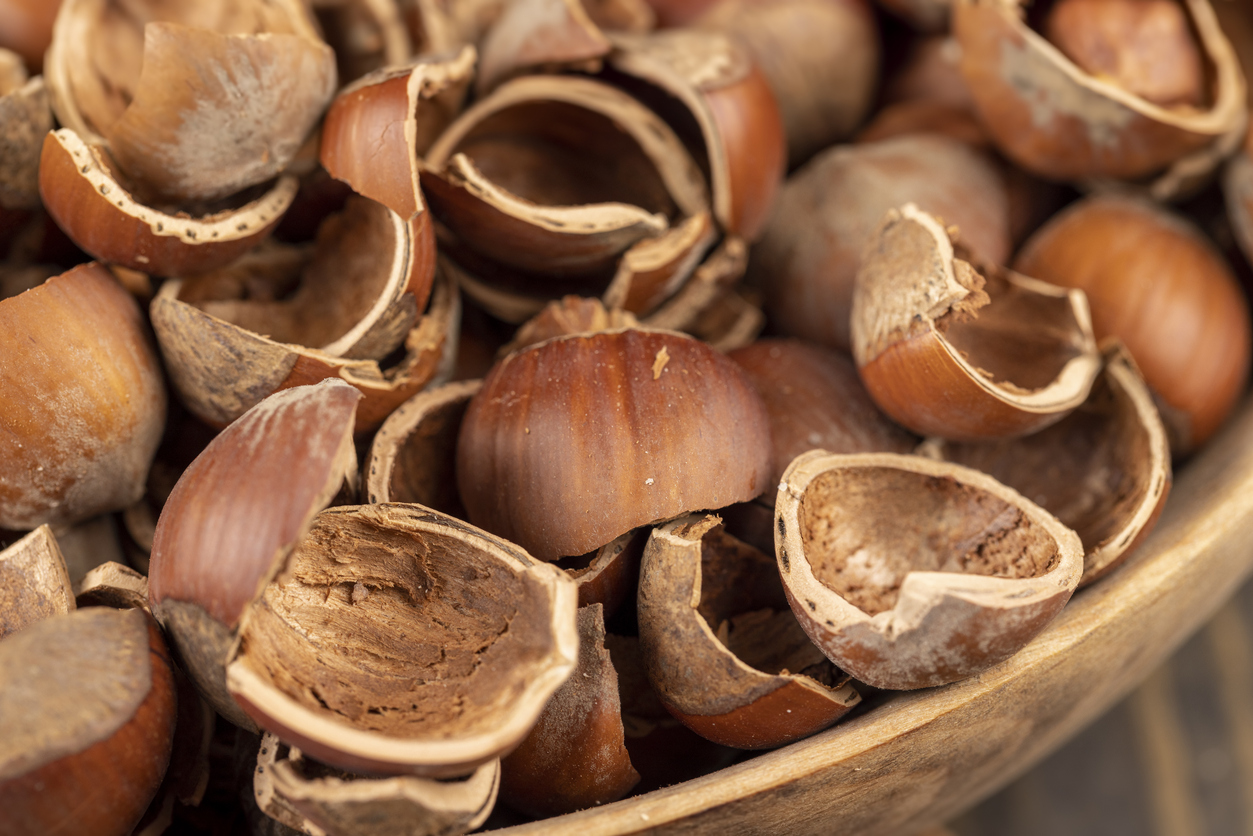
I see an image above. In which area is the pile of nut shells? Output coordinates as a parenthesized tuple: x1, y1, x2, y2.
(2, 0, 1253, 833)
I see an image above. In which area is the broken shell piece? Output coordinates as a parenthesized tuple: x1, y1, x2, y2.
(0, 607, 178, 836)
(456, 327, 773, 560)
(0, 525, 74, 639)
(0, 262, 166, 530)
(752, 134, 1011, 353)
(227, 503, 578, 777)
(851, 203, 1100, 441)
(39, 129, 296, 276)
(149, 380, 362, 731)
(174, 196, 435, 361)
(776, 451, 1084, 690)
(920, 344, 1170, 587)
(953, 0, 1247, 197)
(151, 249, 457, 435)
(46, 0, 333, 203)
(102, 23, 336, 204)
(423, 73, 708, 280)
(75, 561, 150, 611)
(367, 379, 481, 517)
(503, 296, 642, 355)
(638, 515, 859, 748)
(607, 29, 785, 241)
(500, 604, 639, 817)
(321, 48, 476, 221)
(0, 55, 51, 210)
(557, 528, 646, 616)
(255, 734, 500, 836)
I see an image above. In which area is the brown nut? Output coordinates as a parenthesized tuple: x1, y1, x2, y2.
(0, 607, 177, 836)
(752, 133, 1011, 353)
(954, 0, 1247, 196)
(150, 381, 579, 777)
(0, 262, 166, 530)
(775, 451, 1084, 689)
(852, 204, 1100, 441)
(920, 343, 1171, 587)
(456, 326, 773, 560)
(499, 604, 640, 817)
(0, 0, 60, 72)
(0, 52, 51, 211)
(1013, 193, 1251, 453)
(694, 0, 880, 165)
(638, 515, 860, 748)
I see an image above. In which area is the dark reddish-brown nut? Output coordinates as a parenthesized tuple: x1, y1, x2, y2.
(752, 133, 1011, 353)
(729, 338, 918, 486)
(39, 129, 297, 276)
(0, 525, 73, 638)
(883, 36, 973, 111)
(150, 381, 579, 777)
(852, 204, 1100, 441)
(46, 0, 335, 204)
(776, 451, 1084, 690)
(921, 343, 1171, 587)
(0, 52, 51, 211)
(150, 233, 455, 436)
(639, 515, 860, 748)
(694, 0, 879, 165)
(954, 0, 1247, 196)
(456, 327, 773, 560)
(0, 607, 177, 836)
(254, 734, 500, 836)
(1014, 194, 1251, 453)
(608, 29, 785, 242)
(500, 604, 640, 816)
(0, 263, 166, 530)
(321, 47, 476, 222)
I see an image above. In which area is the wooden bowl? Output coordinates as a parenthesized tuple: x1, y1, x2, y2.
(492, 395, 1253, 835)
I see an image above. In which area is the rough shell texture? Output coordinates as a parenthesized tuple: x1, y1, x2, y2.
(776, 451, 1083, 690)
(456, 328, 774, 560)
(0, 71, 51, 210)
(227, 503, 580, 778)
(256, 735, 500, 836)
(0, 526, 73, 639)
(0, 263, 166, 530)
(1013, 194, 1251, 453)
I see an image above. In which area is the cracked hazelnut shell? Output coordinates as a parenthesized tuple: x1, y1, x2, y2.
(775, 451, 1084, 689)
